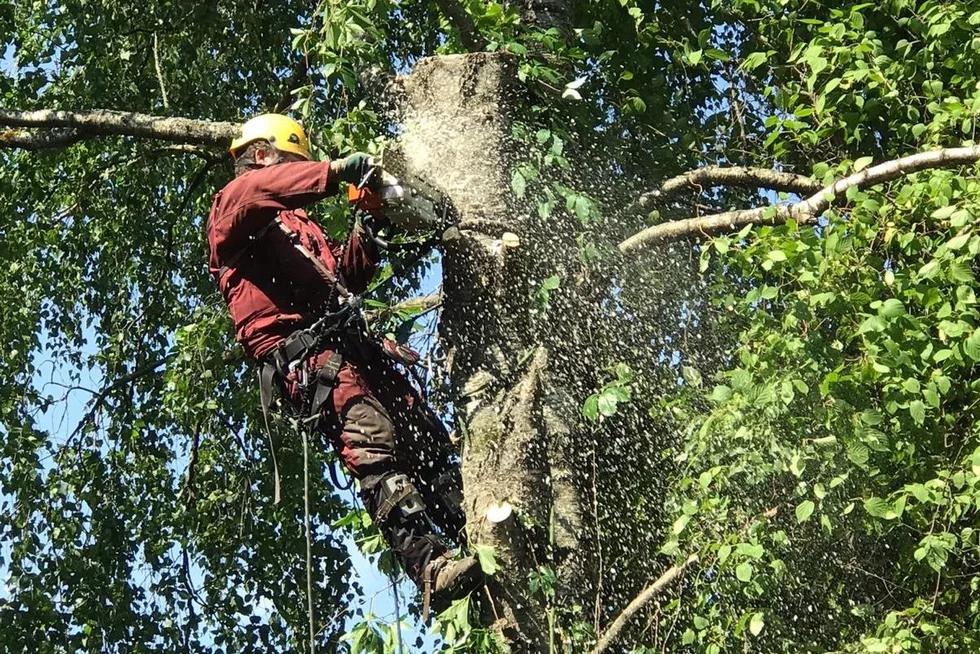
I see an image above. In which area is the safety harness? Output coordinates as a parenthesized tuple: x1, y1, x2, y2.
(224, 167, 457, 503)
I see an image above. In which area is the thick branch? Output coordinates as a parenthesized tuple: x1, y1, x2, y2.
(619, 145, 980, 253)
(0, 128, 85, 150)
(431, 0, 486, 51)
(274, 57, 312, 114)
(619, 207, 778, 250)
(0, 109, 239, 149)
(592, 554, 699, 654)
(627, 166, 822, 215)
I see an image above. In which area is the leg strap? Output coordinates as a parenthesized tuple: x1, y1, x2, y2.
(309, 351, 344, 418)
(375, 472, 426, 524)
(258, 363, 282, 504)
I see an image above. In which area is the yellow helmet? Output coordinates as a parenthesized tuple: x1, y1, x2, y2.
(229, 113, 311, 160)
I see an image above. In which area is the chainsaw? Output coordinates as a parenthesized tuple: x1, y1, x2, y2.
(344, 160, 458, 369)
(346, 159, 460, 251)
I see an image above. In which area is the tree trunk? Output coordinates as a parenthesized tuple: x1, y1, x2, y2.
(394, 52, 595, 650)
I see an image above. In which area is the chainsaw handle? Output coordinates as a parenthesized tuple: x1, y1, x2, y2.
(354, 157, 380, 190)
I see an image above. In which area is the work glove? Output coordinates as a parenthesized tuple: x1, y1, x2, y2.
(330, 152, 380, 189)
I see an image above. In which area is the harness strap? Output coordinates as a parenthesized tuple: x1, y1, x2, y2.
(375, 482, 416, 525)
(272, 219, 352, 300)
(218, 219, 279, 282)
(309, 351, 344, 417)
(257, 335, 347, 504)
(258, 363, 282, 505)
(218, 217, 352, 301)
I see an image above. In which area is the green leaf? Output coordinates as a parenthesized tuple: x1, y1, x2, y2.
(709, 385, 732, 403)
(908, 400, 926, 425)
(853, 156, 873, 172)
(718, 544, 732, 563)
(846, 441, 869, 466)
(864, 497, 891, 518)
(540, 275, 560, 292)
(795, 500, 815, 523)
(946, 230, 972, 250)
(879, 298, 905, 318)
(596, 392, 618, 417)
(735, 562, 753, 583)
(682, 365, 703, 387)
(789, 454, 805, 477)
(737, 543, 764, 559)
(672, 514, 691, 535)
(474, 544, 501, 576)
(511, 169, 527, 197)
(582, 394, 599, 420)
(741, 51, 769, 71)
(749, 612, 765, 636)
(964, 330, 980, 361)
(574, 195, 592, 224)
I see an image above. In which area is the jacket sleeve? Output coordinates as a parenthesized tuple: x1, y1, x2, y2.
(334, 224, 380, 295)
(217, 161, 339, 239)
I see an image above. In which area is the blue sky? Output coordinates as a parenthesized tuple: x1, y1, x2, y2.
(0, 41, 448, 649)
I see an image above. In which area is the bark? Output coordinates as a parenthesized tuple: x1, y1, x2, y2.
(0, 109, 238, 149)
(626, 165, 822, 216)
(619, 145, 980, 252)
(0, 129, 85, 150)
(394, 52, 595, 649)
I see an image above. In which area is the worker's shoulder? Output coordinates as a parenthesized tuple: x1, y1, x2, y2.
(213, 169, 257, 201)
(209, 170, 259, 220)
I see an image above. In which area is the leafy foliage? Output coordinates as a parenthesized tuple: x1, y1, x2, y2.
(10, 0, 980, 652)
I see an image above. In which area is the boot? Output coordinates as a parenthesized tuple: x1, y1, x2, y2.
(422, 553, 484, 618)
(362, 472, 484, 616)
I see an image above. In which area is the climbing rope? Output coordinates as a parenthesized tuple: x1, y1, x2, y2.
(303, 428, 316, 653)
(393, 576, 405, 654)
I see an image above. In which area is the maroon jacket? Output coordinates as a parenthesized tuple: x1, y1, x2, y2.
(207, 161, 379, 360)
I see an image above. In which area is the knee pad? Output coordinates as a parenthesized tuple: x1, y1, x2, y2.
(374, 472, 426, 525)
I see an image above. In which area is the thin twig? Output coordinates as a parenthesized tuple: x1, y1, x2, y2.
(153, 32, 169, 109)
(183, 421, 202, 506)
(154, 144, 222, 161)
(363, 293, 442, 325)
(60, 354, 174, 462)
(592, 554, 699, 654)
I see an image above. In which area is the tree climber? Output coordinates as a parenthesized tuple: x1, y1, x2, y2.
(207, 113, 482, 612)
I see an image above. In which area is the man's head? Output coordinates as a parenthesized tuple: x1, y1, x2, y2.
(230, 114, 311, 175)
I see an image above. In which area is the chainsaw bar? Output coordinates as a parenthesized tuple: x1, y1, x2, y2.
(373, 170, 458, 232)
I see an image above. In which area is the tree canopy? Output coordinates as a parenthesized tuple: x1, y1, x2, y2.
(5, 0, 980, 652)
